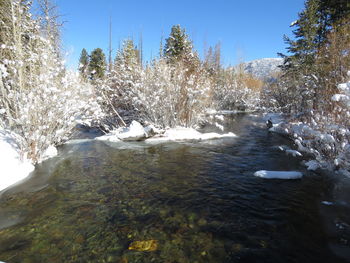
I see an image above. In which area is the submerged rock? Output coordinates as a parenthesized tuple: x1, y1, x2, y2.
(128, 240, 158, 252)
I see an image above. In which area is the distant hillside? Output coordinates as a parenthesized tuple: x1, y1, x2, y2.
(240, 58, 283, 80)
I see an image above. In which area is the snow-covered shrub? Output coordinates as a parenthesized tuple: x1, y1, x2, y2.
(0, 61, 103, 162)
(274, 75, 350, 173)
(213, 67, 261, 111)
(95, 39, 142, 128)
(0, 0, 103, 162)
(100, 58, 213, 129)
(137, 60, 212, 128)
(271, 21, 350, 173)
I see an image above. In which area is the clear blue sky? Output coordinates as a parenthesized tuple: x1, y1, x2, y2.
(56, 0, 305, 70)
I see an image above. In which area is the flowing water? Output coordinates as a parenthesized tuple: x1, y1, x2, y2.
(0, 114, 349, 263)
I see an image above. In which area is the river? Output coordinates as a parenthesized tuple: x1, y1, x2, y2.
(0, 114, 349, 262)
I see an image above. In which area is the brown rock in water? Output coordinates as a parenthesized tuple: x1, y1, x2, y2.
(128, 240, 158, 252)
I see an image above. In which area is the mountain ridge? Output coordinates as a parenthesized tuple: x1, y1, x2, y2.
(240, 57, 283, 80)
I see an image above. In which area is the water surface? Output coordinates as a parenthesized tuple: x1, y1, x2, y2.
(0, 114, 349, 263)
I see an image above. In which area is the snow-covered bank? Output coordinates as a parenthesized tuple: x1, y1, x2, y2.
(96, 121, 161, 142)
(254, 170, 303, 179)
(0, 130, 34, 192)
(146, 128, 236, 142)
(267, 78, 350, 175)
(0, 129, 58, 192)
(40, 145, 58, 162)
(95, 120, 237, 143)
(269, 118, 350, 174)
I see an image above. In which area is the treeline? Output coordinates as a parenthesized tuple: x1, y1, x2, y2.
(78, 25, 263, 129)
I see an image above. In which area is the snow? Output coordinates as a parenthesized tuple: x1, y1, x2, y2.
(96, 121, 236, 143)
(96, 121, 155, 142)
(96, 132, 121, 142)
(285, 149, 303, 157)
(240, 58, 283, 80)
(0, 130, 34, 192)
(267, 75, 350, 171)
(269, 125, 289, 136)
(254, 170, 303, 179)
(290, 20, 298, 27)
(117, 121, 147, 141)
(321, 201, 334, 206)
(145, 127, 236, 142)
(274, 145, 302, 157)
(65, 139, 92, 145)
(215, 115, 224, 121)
(332, 94, 349, 102)
(40, 145, 58, 162)
(304, 160, 320, 171)
(215, 122, 224, 131)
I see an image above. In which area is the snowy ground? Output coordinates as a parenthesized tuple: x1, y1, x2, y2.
(0, 129, 58, 192)
(0, 130, 34, 192)
(95, 120, 237, 143)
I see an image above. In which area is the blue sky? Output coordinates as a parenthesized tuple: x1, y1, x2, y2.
(57, 0, 305, 69)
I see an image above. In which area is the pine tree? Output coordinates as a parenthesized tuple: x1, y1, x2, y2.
(163, 25, 197, 65)
(281, 0, 322, 73)
(78, 48, 89, 79)
(319, 0, 350, 26)
(280, 0, 350, 73)
(89, 48, 106, 80)
(107, 39, 142, 113)
(115, 39, 139, 68)
(277, 0, 350, 113)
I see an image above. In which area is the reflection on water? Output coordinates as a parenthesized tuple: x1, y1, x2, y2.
(0, 114, 349, 263)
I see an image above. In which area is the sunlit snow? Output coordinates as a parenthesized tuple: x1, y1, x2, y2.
(254, 170, 303, 179)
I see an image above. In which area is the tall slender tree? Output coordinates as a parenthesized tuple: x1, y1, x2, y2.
(108, 17, 113, 73)
(89, 48, 106, 80)
(280, 0, 322, 73)
(115, 39, 139, 67)
(78, 48, 89, 79)
(280, 0, 350, 73)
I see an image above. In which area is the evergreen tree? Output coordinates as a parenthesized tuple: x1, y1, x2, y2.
(277, 0, 350, 113)
(163, 25, 197, 64)
(280, 0, 350, 73)
(115, 39, 139, 68)
(78, 48, 89, 79)
(281, 0, 322, 73)
(319, 0, 350, 27)
(204, 42, 222, 75)
(89, 48, 106, 80)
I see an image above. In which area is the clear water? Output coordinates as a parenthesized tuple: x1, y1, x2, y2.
(0, 114, 349, 263)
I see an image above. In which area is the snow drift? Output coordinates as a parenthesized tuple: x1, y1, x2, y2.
(146, 128, 236, 142)
(96, 121, 237, 143)
(254, 170, 303, 179)
(0, 130, 34, 192)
